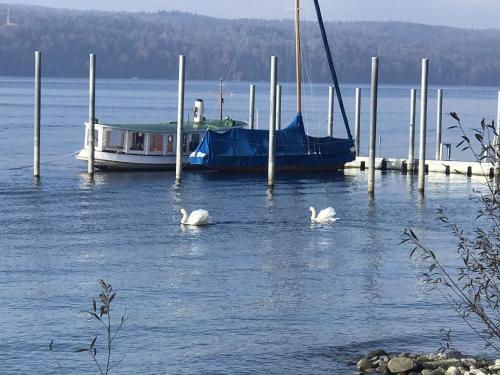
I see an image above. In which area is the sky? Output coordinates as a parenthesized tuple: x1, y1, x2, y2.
(6, 0, 500, 29)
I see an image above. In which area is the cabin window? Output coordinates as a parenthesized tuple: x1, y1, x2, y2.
(105, 129, 124, 150)
(130, 132, 145, 151)
(149, 133, 163, 153)
(167, 134, 175, 153)
(189, 134, 200, 151)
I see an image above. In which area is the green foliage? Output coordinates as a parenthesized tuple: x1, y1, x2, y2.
(403, 114, 500, 351)
(2, 4, 500, 84)
(49, 280, 126, 374)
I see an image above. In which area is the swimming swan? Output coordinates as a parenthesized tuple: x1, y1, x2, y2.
(181, 209, 210, 226)
(309, 207, 338, 223)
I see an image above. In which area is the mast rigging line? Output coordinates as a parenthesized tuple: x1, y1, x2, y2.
(312, 0, 353, 140)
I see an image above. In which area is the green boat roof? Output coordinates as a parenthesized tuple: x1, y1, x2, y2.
(97, 118, 247, 133)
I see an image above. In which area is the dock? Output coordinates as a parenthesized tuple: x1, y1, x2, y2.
(345, 156, 494, 178)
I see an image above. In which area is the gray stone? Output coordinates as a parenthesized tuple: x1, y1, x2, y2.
(377, 361, 390, 375)
(357, 358, 372, 371)
(417, 355, 431, 363)
(367, 349, 388, 358)
(445, 366, 460, 375)
(423, 360, 461, 370)
(489, 364, 500, 371)
(387, 357, 416, 373)
(469, 369, 485, 375)
(421, 368, 446, 375)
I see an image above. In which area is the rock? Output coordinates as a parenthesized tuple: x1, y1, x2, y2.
(422, 370, 445, 375)
(423, 360, 461, 370)
(445, 366, 460, 375)
(469, 369, 485, 375)
(367, 349, 388, 358)
(495, 359, 500, 365)
(443, 349, 463, 358)
(489, 364, 500, 371)
(378, 361, 390, 375)
(357, 358, 372, 371)
(387, 357, 416, 373)
(417, 355, 432, 363)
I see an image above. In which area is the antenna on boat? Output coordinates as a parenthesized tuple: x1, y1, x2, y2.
(219, 77, 224, 123)
(294, 0, 302, 114)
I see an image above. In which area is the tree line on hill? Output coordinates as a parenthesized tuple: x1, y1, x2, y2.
(1, 4, 500, 86)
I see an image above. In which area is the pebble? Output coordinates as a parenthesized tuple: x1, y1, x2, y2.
(387, 357, 416, 373)
(357, 358, 372, 371)
(445, 366, 460, 375)
(355, 351, 499, 375)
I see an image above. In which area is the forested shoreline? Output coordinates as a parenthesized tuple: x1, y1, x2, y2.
(1, 4, 500, 85)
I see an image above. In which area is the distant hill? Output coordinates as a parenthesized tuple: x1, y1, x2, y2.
(1, 4, 500, 85)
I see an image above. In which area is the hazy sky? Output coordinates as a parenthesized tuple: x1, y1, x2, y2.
(7, 0, 500, 29)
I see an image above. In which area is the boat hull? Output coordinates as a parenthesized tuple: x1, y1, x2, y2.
(189, 115, 356, 173)
(76, 150, 198, 171)
(190, 153, 351, 172)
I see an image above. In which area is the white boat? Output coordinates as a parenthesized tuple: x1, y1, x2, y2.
(76, 98, 247, 171)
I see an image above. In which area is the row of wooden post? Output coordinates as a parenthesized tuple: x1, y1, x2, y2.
(31, 52, 500, 195)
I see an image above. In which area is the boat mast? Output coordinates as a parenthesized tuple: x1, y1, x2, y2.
(295, 0, 302, 114)
(219, 77, 224, 123)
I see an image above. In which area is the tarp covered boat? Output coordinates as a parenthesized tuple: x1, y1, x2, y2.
(189, 114, 355, 171)
(189, 0, 356, 173)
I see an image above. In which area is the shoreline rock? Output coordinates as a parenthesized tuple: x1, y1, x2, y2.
(354, 351, 496, 375)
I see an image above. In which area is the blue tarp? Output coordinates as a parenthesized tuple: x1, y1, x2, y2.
(189, 114, 355, 171)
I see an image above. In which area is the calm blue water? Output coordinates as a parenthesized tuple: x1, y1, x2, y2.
(0, 77, 498, 374)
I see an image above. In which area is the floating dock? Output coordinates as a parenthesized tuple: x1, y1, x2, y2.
(345, 156, 494, 177)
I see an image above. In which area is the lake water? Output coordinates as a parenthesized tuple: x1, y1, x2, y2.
(0, 77, 498, 374)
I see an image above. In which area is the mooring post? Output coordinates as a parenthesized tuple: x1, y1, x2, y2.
(33, 51, 41, 178)
(88, 54, 96, 177)
(368, 57, 379, 195)
(276, 84, 282, 130)
(328, 86, 334, 137)
(377, 133, 382, 158)
(354, 88, 361, 155)
(175, 55, 185, 183)
(249, 84, 255, 130)
(435, 89, 443, 160)
(408, 89, 416, 171)
(268, 56, 278, 189)
(418, 59, 429, 193)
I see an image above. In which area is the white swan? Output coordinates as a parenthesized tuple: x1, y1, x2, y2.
(181, 208, 210, 226)
(309, 206, 338, 223)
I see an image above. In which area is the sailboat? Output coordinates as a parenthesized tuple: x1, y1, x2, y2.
(189, 0, 356, 172)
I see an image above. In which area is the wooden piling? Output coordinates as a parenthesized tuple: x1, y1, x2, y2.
(418, 59, 429, 193)
(175, 55, 185, 183)
(368, 57, 379, 195)
(276, 85, 282, 131)
(268, 56, 278, 189)
(354, 88, 361, 155)
(408, 89, 416, 171)
(328, 86, 334, 137)
(435, 89, 443, 160)
(33, 51, 41, 178)
(249, 84, 255, 130)
(88, 54, 96, 177)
